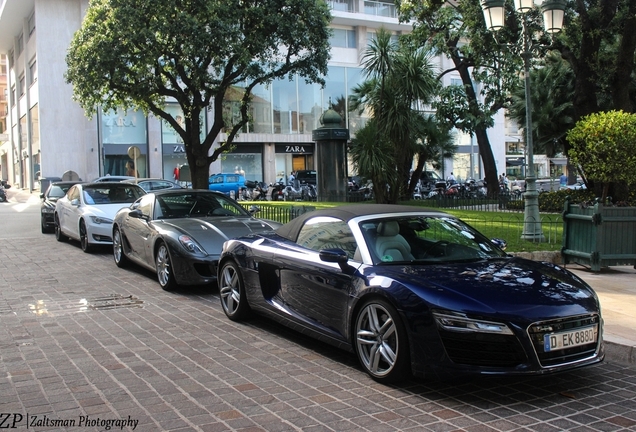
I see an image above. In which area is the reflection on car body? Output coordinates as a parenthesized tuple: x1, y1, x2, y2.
(112, 189, 281, 291)
(217, 204, 604, 384)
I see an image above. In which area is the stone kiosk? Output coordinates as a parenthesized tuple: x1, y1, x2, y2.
(312, 109, 349, 202)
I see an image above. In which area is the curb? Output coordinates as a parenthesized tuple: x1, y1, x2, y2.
(605, 340, 636, 366)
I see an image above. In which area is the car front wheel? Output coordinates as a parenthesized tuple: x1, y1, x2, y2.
(219, 261, 251, 321)
(354, 298, 410, 384)
(113, 227, 129, 268)
(155, 242, 177, 291)
(79, 220, 92, 253)
(41, 215, 53, 234)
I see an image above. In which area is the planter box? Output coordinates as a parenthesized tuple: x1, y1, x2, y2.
(562, 198, 636, 271)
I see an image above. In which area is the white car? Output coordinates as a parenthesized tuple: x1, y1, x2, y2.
(54, 182, 146, 252)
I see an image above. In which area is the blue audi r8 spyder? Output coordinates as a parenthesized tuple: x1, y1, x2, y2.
(217, 204, 604, 383)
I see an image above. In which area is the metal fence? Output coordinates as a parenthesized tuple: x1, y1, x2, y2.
(249, 202, 563, 250)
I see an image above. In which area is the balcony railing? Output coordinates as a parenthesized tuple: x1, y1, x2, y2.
(364, 0, 397, 18)
(326, 0, 354, 13)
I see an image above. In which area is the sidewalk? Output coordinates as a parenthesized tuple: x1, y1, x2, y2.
(4, 186, 635, 366)
(566, 264, 636, 365)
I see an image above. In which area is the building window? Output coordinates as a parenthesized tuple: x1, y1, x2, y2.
(29, 60, 38, 85)
(28, 12, 36, 36)
(450, 78, 462, 87)
(8, 50, 14, 68)
(330, 28, 356, 48)
(19, 75, 25, 96)
(11, 85, 16, 106)
(17, 33, 24, 56)
(366, 31, 399, 46)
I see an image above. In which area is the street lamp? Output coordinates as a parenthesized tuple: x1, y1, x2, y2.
(481, 0, 565, 242)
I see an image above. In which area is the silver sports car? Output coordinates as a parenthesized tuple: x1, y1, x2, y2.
(112, 189, 281, 290)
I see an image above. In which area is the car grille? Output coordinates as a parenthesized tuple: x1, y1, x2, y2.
(528, 314, 600, 367)
(439, 330, 528, 367)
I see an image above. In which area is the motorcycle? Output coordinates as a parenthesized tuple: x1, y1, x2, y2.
(283, 180, 303, 201)
(269, 181, 286, 201)
(0, 186, 6, 203)
(300, 182, 317, 201)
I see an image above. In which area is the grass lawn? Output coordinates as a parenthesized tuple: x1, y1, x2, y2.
(244, 200, 563, 253)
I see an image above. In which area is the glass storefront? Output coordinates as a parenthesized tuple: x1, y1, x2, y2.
(100, 108, 147, 177)
(219, 144, 264, 182)
(275, 144, 314, 183)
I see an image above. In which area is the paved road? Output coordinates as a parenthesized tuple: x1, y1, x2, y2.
(1, 193, 635, 431)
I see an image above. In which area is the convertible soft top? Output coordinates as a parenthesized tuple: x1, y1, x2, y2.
(275, 204, 449, 242)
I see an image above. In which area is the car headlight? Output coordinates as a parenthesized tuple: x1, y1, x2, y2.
(432, 311, 513, 335)
(89, 216, 113, 225)
(179, 235, 206, 254)
(42, 207, 55, 214)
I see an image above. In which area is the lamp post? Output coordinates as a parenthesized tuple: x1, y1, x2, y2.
(481, 0, 565, 242)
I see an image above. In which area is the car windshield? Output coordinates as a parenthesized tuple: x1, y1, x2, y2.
(359, 216, 507, 265)
(155, 192, 250, 219)
(82, 185, 145, 204)
(48, 185, 71, 198)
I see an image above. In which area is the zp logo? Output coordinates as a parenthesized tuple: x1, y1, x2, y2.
(0, 414, 23, 429)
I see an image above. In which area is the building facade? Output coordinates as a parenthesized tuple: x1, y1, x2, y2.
(0, 0, 517, 192)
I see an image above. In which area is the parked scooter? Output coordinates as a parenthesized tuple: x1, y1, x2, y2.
(300, 182, 317, 201)
(283, 180, 303, 201)
(269, 181, 286, 201)
(0, 180, 9, 202)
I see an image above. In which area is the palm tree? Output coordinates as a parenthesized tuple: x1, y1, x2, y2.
(351, 30, 440, 202)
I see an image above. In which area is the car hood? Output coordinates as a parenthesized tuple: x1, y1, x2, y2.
(371, 257, 599, 321)
(161, 217, 279, 255)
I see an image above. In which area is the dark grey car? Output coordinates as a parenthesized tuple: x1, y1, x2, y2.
(112, 190, 281, 291)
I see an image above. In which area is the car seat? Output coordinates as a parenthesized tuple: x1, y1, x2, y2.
(374, 221, 414, 262)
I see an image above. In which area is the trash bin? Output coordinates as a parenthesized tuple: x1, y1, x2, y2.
(39, 177, 62, 193)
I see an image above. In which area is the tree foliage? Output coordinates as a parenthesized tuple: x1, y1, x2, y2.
(506, 52, 575, 157)
(349, 29, 440, 203)
(65, 0, 331, 189)
(397, 0, 538, 195)
(566, 110, 636, 202)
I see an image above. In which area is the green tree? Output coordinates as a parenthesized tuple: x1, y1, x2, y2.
(557, 0, 636, 119)
(507, 53, 575, 158)
(350, 29, 439, 203)
(65, 0, 331, 189)
(348, 120, 393, 204)
(566, 110, 636, 202)
(397, 0, 531, 196)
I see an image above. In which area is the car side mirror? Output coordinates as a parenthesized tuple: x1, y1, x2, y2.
(248, 205, 260, 215)
(71, 199, 80, 206)
(319, 248, 354, 274)
(40, 193, 45, 199)
(129, 209, 146, 219)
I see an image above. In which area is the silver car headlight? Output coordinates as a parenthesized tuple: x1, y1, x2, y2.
(179, 235, 206, 254)
(42, 207, 55, 214)
(89, 216, 113, 225)
(432, 311, 513, 335)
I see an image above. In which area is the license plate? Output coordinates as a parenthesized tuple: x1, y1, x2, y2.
(544, 325, 597, 352)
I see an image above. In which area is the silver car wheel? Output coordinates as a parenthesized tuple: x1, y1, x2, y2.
(156, 242, 177, 291)
(355, 300, 409, 383)
(113, 227, 129, 268)
(219, 261, 250, 321)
